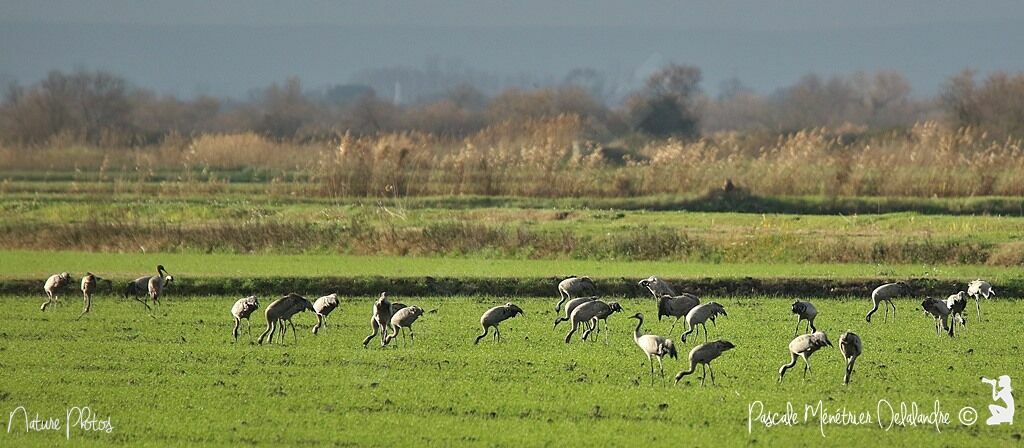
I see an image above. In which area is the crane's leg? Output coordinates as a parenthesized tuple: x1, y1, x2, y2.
(809, 319, 816, 333)
(708, 363, 716, 386)
(258, 320, 274, 345)
(975, 298, 982, 322)
(700, 364, 707, 387)
(648, 355, 655, 386)
(883, 301, 889, 322)
(564, 322, 578, 344)
(657, 356, 665, 380)
(794, 316, 801, 336)
(890, 300, 896, 321)
(802, 354, 811, 378)
(131, 295, 152, 311)
(669, 318, 678, 333)
(289, 319, 298, 344)
(844, 356, 856, 385)
(702, 323, 709, 343)
(233, 317, 241, 342)
(494, 326, 500, 343)
(76, 293, 91, 320)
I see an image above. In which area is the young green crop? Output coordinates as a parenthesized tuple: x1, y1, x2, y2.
(0, 295, 1018, 446)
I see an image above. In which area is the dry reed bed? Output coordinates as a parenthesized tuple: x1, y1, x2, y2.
(2, 118, 1023, 198)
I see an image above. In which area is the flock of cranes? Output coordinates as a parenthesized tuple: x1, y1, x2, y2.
(36, 268, 998, 387)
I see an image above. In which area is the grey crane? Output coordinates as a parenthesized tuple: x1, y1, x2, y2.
(564, 300, 622, 343)
(553, 296, 597, 329)
(362, 292, 395, 347)
(126, 265, 170, 297)
(385, 305, 425, 347)
(555, 276, 597, 313)
(791, 300, 818, 335)
(77, 272, 105, 319)
(838, 331, 862, 385)
(231, 296, 261, 342)
(966, 280, 995, 321)
(148, 273, 173, 306)
(629, 312, 678, 384)
(680, 302, 728, 343)
(779, 331, 832, 382)
(865, 281, 907, 323)
(580, 301, 624, 341)
(945, 291, 968, 334)
(674, 340, 736, 386)
(921, 297, 954, 337)
(657, 293, 700, 332)
(312, 293, 340, 335)
(257, 293, 314, 345)
(475, 303, 525, 344)
(40, 272, 72, 311)
(639, 276, 678, 299)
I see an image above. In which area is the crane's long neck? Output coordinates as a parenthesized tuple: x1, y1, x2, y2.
(633, 317, 643, 341)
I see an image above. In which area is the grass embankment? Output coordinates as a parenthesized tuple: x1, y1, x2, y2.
(0, 295, 1018, 446)
(1, 251, 1020, 297)
(3, 195, 1024, 265)
(4, 185, 1024, 215)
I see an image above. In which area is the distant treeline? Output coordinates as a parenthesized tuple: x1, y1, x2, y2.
(2, 65, 1024, 146)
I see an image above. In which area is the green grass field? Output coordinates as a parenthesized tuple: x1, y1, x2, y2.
(0, 294, 1019, 446)
(4, 191, 1024, 265)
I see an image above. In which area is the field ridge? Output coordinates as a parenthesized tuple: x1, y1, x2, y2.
(2, 275, 1020, 299)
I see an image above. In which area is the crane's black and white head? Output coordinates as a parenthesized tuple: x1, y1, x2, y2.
(607, 302, 623, 313)
(157, 265, 169, 277)
(791, 301, 805, 314)
(638, 276, 656, 288)
(59, 272, 72, 281)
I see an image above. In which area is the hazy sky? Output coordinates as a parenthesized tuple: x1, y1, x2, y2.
(3, 1, 1024, 99)
(7, 0, 1024, 28)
